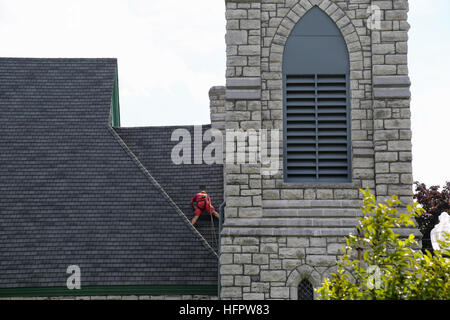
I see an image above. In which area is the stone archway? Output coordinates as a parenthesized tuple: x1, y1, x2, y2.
(266, 0, 367, 183)
(286, 265, 322, 300)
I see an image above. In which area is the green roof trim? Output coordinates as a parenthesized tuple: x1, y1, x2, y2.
(0, 285, 218, 298)
(111, 69, 121, 127)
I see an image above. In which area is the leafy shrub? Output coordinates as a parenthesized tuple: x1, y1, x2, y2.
(317, 189, 450, 300)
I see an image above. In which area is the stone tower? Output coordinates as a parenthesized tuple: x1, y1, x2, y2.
(210, 0, 414, 300)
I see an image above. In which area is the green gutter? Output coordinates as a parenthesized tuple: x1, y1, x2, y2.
(111, 69, 121, 127)
(0, 285, 217, 298)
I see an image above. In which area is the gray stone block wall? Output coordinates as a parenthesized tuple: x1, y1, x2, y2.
(209, 0, 414, 300)
(210, 86, 226, 131)
(220, 234, 347, 299)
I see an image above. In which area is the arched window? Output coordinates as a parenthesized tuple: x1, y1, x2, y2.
(298, 279, 314, 300)
(283, 7, 351, 183)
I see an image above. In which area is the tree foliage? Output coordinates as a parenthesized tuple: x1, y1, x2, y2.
(414, 182, 450, 231)
(317, 189, 450, 300)
(414, 182, 450, 253)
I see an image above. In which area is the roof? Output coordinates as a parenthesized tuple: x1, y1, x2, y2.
(115, 125, 224, 251)
(0, 58, 220, 290)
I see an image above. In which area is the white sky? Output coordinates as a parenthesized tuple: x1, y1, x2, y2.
(408, 0, 450, 188)
(0, 0, 448, 187)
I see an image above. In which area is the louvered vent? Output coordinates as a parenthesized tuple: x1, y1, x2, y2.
(285, 74, 350, 182)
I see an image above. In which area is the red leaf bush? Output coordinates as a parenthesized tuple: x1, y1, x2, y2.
(413, 181, 450, 252)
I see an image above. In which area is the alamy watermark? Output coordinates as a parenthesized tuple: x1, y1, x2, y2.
(170, 126, 281, 176)
(367, 5, 382, 30)
(366, 265, 382, 290)
(66, 265, 81, 290)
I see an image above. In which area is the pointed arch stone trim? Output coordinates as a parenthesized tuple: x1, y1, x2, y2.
(269, 0, 364, 73)
(286, 265, 321, 300)
(264, 0, 370, 186)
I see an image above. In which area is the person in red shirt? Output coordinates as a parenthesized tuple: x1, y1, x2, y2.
(190, 190, 220, 226)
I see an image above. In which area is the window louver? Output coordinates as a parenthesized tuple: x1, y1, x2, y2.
(285, 74, 350, 182)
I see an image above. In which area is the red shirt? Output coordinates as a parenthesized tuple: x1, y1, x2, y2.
(192, 192, 210, 204)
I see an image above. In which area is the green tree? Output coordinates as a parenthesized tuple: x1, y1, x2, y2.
(317, 189, 450, 300)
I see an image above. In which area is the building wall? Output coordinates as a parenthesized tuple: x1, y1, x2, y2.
(210, 0, 414, 300)
(210, 86, 226, 132)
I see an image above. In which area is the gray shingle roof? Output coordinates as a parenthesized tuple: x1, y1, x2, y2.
(0, 58, 219, 289)
(115, 126, 224, 251)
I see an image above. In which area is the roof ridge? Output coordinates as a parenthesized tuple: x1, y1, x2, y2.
(108, 126, 219, 259)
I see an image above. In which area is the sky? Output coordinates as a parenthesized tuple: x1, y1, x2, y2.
(0, 0, 448, 188)
(408, 0, 450, 188)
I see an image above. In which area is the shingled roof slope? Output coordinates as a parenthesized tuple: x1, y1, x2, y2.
(115, 126, 223, 251)
(0, 58, 218, 289)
